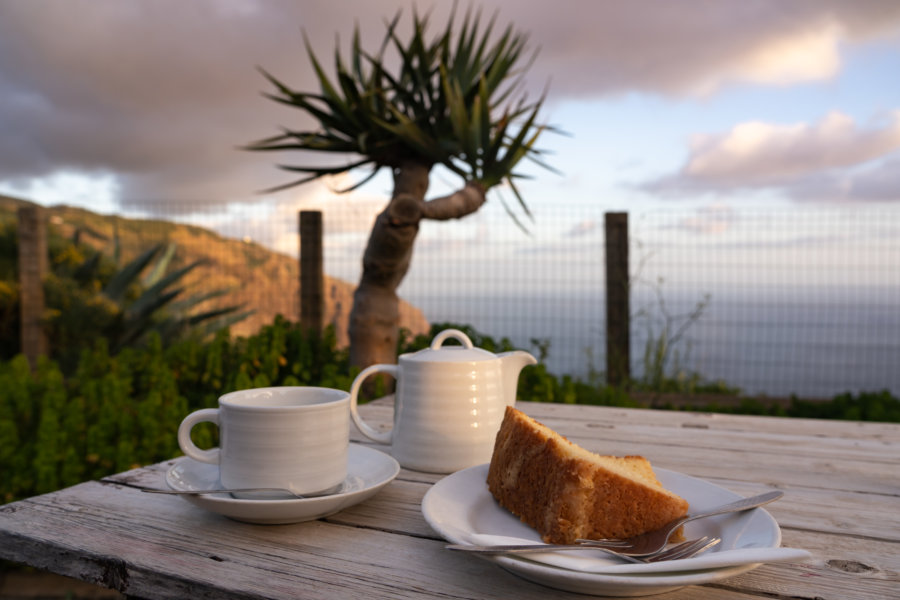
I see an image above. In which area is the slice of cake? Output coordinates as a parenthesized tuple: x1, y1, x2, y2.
(487, 406, 689, 544)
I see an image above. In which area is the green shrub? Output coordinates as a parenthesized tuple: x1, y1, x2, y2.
(788, 390, 900, 422)
(0, 316, 353, 503)
(3, 318, 897, 505)
(0, 355, 38, 500)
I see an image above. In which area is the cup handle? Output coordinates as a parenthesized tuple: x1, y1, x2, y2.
(177, 408, 220, 464)
(349, 364, 399, 444)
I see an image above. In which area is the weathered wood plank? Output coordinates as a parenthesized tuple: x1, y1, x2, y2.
(518, 400, 900, 441)
(103, 457, 899, 546)
(362, 400, 900, 495)
(716, 528, 900, 600)
(604, 211, 630, 386)
(363, 399, 900, 465)
(559, 417, 899, 462)
(0, 483, 600, 599)
(102, 402, 900, 543)
(2, 479, 896, 600)
(2, 399, 897, 599)
(106, 465, 900, 547)
(17, 204, 49, 369)
(299, 210, 324, 333)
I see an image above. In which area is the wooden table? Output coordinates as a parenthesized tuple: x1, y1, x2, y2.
(1, 399, 898, 599)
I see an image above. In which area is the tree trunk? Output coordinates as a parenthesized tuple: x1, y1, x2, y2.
(348, 160, 486, 371)
(348, 161, 427, 371)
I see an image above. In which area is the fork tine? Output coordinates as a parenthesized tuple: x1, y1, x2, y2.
(648, 537, 709, 561)
(685, 536, 721, 557)
(647, 536, 721, 562)
(575, 538, 631, 548)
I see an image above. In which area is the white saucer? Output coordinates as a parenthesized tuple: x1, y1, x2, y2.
(166, 444, 400, 524)
(423, 464, 803, 597)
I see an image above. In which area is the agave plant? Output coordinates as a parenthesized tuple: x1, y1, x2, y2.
(248, 6, 558, 368)
(44, 242, 251, 371)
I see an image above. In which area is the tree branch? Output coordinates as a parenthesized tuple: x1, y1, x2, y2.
(386, 193, 423, 226)
(419, 182, 486, 221)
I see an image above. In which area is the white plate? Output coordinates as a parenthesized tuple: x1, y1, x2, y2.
(166, 444, 400, 524)
(422, 464, 792, 597)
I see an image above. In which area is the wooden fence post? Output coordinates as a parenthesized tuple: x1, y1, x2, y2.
(18, 205, 49, 369)
(299, 210, 324, 334)
(605, 212, 630, 387)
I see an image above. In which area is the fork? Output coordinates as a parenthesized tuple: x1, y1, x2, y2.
(447, 536, 721, 564)
(577, 490, 783, 556)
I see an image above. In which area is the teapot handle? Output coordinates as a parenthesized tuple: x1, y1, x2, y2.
(349, 364, 399, 444)
(430, 329, 474, 350)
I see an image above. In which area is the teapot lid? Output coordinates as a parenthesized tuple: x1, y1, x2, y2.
(406, 329, 497, 362)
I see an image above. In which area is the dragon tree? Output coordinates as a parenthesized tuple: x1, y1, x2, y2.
(248, 6, 556, 369)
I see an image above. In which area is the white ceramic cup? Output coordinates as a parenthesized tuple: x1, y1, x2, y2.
(177, 387, 350, 498)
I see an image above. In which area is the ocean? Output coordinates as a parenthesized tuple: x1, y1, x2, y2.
(406, 288, 900, 399)
(320, 206, 900, 399)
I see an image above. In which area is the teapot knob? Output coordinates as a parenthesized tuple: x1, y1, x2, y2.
(430, 329, 475, 350)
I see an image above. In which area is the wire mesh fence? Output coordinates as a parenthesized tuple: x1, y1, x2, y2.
(118, 200, 900, 400)
(320, 202, 900, 399)
(626, 209, 900, 399)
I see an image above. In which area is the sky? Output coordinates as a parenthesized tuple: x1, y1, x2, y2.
(2, 0, 900, 292)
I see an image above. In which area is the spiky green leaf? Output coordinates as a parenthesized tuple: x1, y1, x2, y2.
(104, 245, 163, 303)
(249, 4, 559, 224)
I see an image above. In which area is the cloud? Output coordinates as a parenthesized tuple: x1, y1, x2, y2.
(643, 110, 900, 200)
(688, 111, 900, 182)
(566, 219, 599, 237)
(0, 170, 121, 213)
(0, 0, 376, 212)
(282, 173, 390, 235)
(722, 20, 842, 87)
(208, 173, 389, 258)
(790, 157, 900, 202)
(516, 1, 900, 98)
(674, 204, 738, 234)
(1, 0, 899, 215)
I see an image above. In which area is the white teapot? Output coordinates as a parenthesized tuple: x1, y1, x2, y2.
(349, 329, 536, 473)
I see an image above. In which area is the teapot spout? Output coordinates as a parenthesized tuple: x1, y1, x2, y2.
(498, 351, 537, 406)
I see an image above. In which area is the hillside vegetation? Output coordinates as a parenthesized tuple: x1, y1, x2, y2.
(0, 195, 429, 345)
